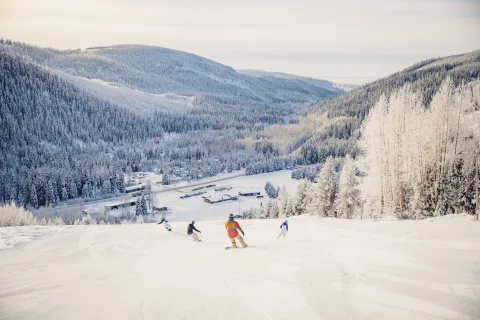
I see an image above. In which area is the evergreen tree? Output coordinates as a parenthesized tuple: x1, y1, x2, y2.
(30, 184, 38, 208)
(17, 189, 25, 207)
(135, 196, 142, 216)
(141, 195, 148, 215)
(265, 182, 278, 199)
(293, 179, 309, 215)
(256, 202, 266, 219)
(316, 157, 338, 217)
(69, 182, 78, 199)
(277, 186, 290, 218)
(82, 183, 89, 198)
(61, 186, 68, 202)
(117, 172, 126, 193)
(46, 180, 56, 205)
(337, 155, 359, 219)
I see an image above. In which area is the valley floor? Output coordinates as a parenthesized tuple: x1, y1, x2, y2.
(0, 215, 479, 320)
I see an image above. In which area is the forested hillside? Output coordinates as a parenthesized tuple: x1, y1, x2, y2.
(0, 40, 341, 110)
(0, 48, 273, 208)
(247, 50, 480, 170)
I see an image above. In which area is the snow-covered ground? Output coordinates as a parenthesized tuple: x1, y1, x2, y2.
(54, 69, 194, 114)
(0, 215, 479, 320)
(82, 170, 296, 220)
(0, 225, 66, 251)
(153, 171, 299, 222)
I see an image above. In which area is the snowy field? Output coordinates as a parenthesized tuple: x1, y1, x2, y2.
(152, 171, 300, 222)
(82, 170, 297, 221)
(1, 215, 479, 320)
(0, 226, 66, 251)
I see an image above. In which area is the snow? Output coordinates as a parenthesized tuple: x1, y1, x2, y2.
(0, 215, 479, 320)
(0, 225, 66, 251)
(79, 171, 294, 219)
(153, 171, 299, 222)
(53, 69, 193, 114)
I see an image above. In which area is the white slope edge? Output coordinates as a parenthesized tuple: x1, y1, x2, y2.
(0, 215, 478, 320)
(52, 69, 193, 114)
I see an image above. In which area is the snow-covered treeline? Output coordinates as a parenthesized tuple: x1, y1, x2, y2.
(358, 78, 480, 218)
(261, 79, 479, 220)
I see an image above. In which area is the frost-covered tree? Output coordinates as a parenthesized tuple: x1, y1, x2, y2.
(141, 195, 148, 215)
(69, 182, 78, 199)
(314, 156, 338, 217)
(358, 78, 480, 219)
(46, 180, 56, 205)
(336, 155, 359, 219)
(277, 186, 291, 218)
(61, 186, 68, 202)
(135, 196, 142, 216)
(256, 202, 266, 219)
(293, 179, 309, 215)
(265, 182, 278, 199)
(30, 184, 38, 209)
(265, 200, 279, 218)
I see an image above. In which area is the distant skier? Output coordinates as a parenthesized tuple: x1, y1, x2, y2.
(277, 219, 288, 238)
(187, 221, 201, 242)
(225, 214, 247, 248)
(157, 215, 172, 231)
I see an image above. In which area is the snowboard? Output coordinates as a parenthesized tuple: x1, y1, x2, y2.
(225, 245, 254, 250)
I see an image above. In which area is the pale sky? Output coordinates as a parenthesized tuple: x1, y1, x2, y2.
(1, 0, 479, 84)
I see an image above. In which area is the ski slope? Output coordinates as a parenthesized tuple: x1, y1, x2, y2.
(1, 215, 479, 320)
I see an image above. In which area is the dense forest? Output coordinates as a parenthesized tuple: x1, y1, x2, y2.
(0, 42, 334, 209)
(2, 39, 479, 216)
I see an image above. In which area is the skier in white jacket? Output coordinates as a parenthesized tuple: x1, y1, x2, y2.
(277, 219, 288, 238)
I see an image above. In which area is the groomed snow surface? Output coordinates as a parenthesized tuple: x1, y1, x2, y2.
(1, 215, 479, 320)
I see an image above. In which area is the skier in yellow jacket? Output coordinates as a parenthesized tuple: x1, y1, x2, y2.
(225, 214, 247, 248)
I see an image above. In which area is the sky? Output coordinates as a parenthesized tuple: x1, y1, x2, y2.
(1, 0, 479, 84)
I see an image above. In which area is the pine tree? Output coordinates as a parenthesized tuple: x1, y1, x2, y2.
(70, 182, 78, 199)
(117, 172, 126, 193)
(277, 186, 290, 218)
(135, 196, 142, 216)
(256, 202, 266, 219)
(141, 195, 148, 215)
(337, 155, 359, 219)
(46, 180, 56, 205)
(61, 186, 68, 202)
(82, 183, 89, 198)
(264, 182, 277, 199)
(17, 189, 25, 207)
(30, 184, 38, 208)
(102, 179, 111, 195)
(293, 179, 309, 215)
(315, 157, 338, 217)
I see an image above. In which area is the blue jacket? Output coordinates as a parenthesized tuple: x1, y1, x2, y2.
(157, 218, 166, 225)
(280, 221, 288, 231)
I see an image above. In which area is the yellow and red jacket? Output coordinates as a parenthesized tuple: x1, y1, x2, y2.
(225, 221, 243, 238)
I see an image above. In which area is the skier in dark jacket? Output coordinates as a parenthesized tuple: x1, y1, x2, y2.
(187, 221, 201, 242)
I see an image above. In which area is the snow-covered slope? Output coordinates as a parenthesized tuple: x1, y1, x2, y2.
(1, 215, 478, 320)
(2, 42, 342, 113)
(54, 69, 194, 114)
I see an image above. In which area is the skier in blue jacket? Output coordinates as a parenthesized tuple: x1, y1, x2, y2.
(277, 219, 288, 238)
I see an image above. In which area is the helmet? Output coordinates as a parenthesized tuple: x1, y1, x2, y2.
(191, 221, 195, 224)
(228, 214, 234, 222)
